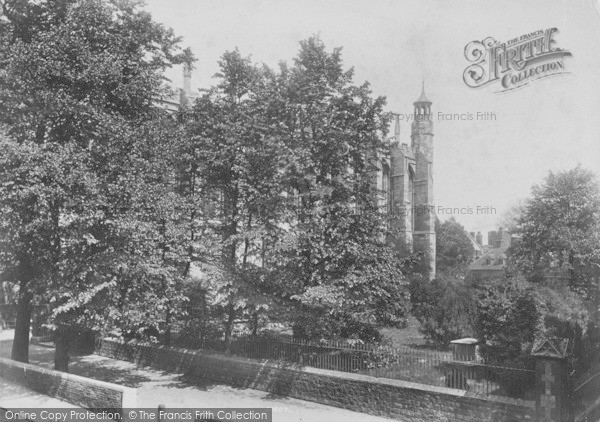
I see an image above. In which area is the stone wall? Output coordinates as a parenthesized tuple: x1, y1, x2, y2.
(96, 338, 534, 422)
(0, 357, 137, 410)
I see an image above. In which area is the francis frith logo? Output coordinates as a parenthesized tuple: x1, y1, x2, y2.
(463, 28, 572, 92)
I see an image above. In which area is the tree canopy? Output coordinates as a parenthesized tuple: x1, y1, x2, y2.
(183, 38, 411, 343)
(510, 166, 600, 297)
(0, 0, 193, 368)
(435, 217, 475, 272)
(1, 1, 413, 369)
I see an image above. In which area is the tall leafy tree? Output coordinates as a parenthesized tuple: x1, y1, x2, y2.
(0, 0, 192, 368)
(269, 37, 409, 339)
(184, 49, 287, 349)
(435, 217, 475, 272)
(183, 38, 411, 344)
(510, 166, 600, 297)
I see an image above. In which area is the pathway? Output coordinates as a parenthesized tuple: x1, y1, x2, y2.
(0, 331, 395, 422)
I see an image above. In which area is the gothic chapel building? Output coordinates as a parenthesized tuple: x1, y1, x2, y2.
(378, 85, 436, 279)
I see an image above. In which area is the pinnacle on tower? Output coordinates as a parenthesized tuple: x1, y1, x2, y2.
(394, 113, 401, 142)
(414, 80, 432, 105)
(409, 81, 436, 279)
(413, 80, 432, 117)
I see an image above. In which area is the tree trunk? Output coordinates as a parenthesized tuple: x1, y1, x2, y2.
(11, 286, 32, 363)
(223, 301, 235, 354)
(251, 311, 259, 336)
(163, 307, 171, 346)
(54, 328, 71, 372)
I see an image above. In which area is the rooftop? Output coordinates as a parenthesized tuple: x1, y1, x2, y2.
(414, 81, 432, 104)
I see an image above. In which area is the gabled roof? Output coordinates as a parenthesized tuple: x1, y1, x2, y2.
(468, 247, 507, 271)
(531, 337, 569, 358)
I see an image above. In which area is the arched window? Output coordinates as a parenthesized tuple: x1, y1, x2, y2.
(382, 162, 390, 211)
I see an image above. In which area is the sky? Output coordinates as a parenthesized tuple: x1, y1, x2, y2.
(144, 0, 600, 242)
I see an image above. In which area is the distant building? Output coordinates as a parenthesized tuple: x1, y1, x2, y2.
(157, 64, 199, 112)
(466, 231, 485, 259)
(488, 227, 508, 249)
(468, 226, 511, 280)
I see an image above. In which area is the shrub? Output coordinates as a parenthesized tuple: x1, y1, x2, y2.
(409, 271, 475, 345)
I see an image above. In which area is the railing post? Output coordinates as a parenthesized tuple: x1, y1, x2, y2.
(447, 338, 479, 390)
(531, 337, 572, 422)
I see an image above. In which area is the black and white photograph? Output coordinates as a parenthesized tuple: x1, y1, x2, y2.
(1, 1, 600, 421)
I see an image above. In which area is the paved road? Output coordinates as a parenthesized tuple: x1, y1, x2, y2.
(0, 379, 81, 409)
(0, 332, 395, 422)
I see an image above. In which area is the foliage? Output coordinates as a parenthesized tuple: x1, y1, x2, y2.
(409, 270, 475, 345)
(499, 166, 600, 367)
(472, 269, 588, 366)
(1, 0, 413, 359)
(510, 166, 600, 298)
(471, 271, 540, 364)
(0, 0, 193, 366)
(412, 167, 599, 364)
(269, 37, 409, 339)
(454, 166, 600, 366)
(181, 37, 411, 343)
(181, 48, 288, 347)
(435, 217, 475, 272)
(410, 264, 589, 366)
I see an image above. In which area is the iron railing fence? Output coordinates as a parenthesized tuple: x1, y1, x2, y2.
(189, 335, 535, 400)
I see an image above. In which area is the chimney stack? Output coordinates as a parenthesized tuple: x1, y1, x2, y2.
(476, 232, 482, 246)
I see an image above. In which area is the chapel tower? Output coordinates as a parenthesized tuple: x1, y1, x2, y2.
(411, 83, 436, 279)
(388, 83, 436, 279)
